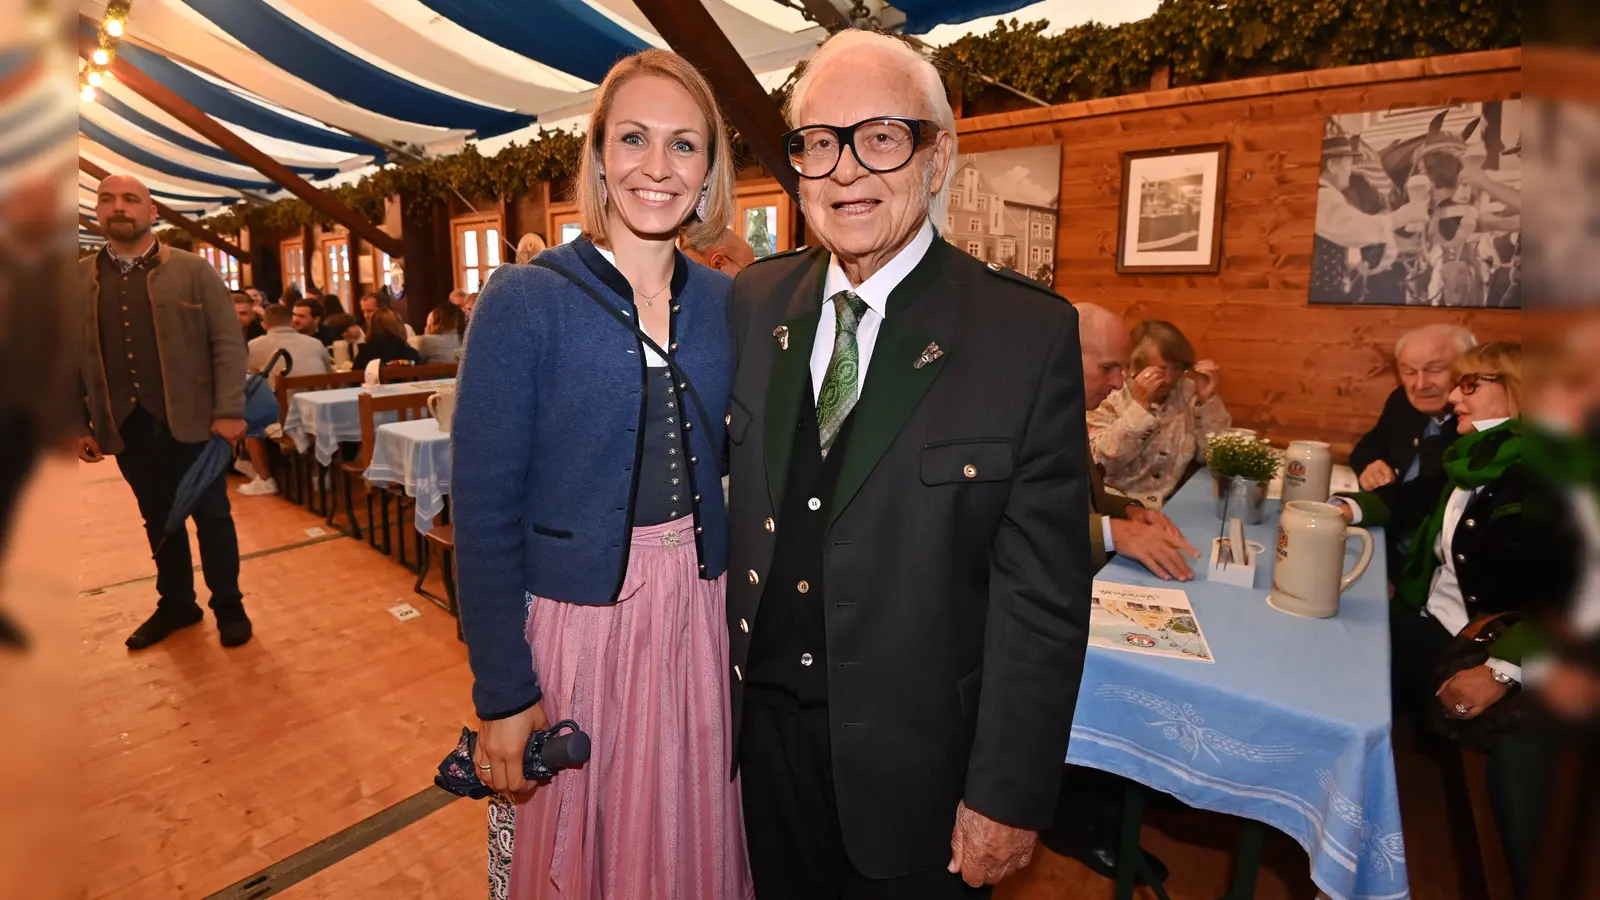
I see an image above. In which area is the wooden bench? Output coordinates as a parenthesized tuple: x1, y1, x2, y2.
(415, 523, 458, 625)
(379, 362, 457, 383)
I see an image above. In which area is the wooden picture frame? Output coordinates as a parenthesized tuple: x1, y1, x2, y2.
(1116, 143, 1228, 274)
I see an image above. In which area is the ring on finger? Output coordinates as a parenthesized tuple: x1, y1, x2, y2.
(477, 761, 493, 771)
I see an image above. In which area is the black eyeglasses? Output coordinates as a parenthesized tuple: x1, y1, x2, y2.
(781, 117, 942, 179)
(1456, 373, 1504, 395)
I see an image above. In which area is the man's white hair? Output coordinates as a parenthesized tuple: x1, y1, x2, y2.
(1395, 323, 1478, 357)
(787, 29, 957, 229)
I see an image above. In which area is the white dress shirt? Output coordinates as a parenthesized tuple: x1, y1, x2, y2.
(1345, 416, 1520, 682)
(810, 220, 935, 403)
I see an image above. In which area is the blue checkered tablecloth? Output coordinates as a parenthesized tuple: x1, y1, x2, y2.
(363, 417, 451, 534)
(1069, 475, 1407, 900)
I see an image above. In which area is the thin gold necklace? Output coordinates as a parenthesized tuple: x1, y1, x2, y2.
(634, 283, 669, 307)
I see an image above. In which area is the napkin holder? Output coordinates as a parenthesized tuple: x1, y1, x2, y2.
(1207, 517, 1261, 589)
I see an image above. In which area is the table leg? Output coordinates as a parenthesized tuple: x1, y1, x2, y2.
(1220, 818, 1265, 900)
(1116, 781, 1145, 900)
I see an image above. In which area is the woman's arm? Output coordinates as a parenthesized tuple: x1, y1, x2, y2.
(451, 269, 543, 721)
(1087, 391, 1161, 477)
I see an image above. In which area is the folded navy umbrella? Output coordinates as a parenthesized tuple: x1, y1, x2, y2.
(152, 435, 233, 559)
(436, 720, 591, 800)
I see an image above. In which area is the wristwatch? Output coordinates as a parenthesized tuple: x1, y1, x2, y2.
(1489, 667, 1514, 686)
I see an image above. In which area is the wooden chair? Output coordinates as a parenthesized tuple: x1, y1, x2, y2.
(343, 390, 435, 565)
(379, 362, 457, 383)
(415, 522, 459, 623)
(274, 370, 364, 513)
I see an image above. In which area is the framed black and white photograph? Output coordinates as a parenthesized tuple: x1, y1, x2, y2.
(942, 145, 1062, 285)
(1116, 143, 1228, 274)
(1311, 100, 1521, 307)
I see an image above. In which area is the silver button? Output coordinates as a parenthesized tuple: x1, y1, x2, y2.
(733, 664, 742, 680)
(797, 580, 809, 593)
(725, 414, 732, 426)
(669, 462, 679, 470)
(670, 342, 678, 351)
(670, 477, 680, 485)
(747, 570, 759, 585)
(670, 494, 680, 502)
(667, 416, 675, 424)
(666, 432, 677, 439)
(1467, 595, 1478, 603)
(689, 456, 698, 464)
(739, 618, 749, 633)
(1455, 553, 1465, 563)
(1464, 518, 1475, 528)
(684, 422, 693, 431)
(800, 653, 813, 666)
(668, 448, 677, 456)
(986, 262, 1000, 271)
(808, 497, 821, 511)
(668, 401, 676, 409)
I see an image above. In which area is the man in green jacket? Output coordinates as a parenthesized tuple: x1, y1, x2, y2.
(77, 175, 252, 650)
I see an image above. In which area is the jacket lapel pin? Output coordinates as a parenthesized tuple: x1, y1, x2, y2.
(773, 325, 790, 351)
(914, 342, 944, 370)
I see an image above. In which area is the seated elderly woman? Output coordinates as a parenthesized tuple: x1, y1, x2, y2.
(1337, 342, 1546, 894)
(1087, 319, 1230, 503)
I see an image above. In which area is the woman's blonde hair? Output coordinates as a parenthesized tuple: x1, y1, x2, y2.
(1453, 341, 1523, 406)
(575, 50, 735, 250)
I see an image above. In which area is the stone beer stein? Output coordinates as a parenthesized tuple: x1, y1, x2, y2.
(1281, 440, 1333, 504)
(1268, 500, 1373, 618)
(427, 384, 456, 433)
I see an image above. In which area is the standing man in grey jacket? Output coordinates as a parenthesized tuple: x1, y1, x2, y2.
(78, 174, 253, 650)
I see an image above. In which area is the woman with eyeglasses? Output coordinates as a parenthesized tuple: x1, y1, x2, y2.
(1337, 341, 1547, 893)
(1087, 319, 1231, 504)
(450, 50, 750, 899)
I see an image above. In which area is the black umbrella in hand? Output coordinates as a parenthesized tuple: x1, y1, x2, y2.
(435, 720, 590, 799)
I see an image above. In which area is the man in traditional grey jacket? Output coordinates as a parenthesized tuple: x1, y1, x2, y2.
(77, 174, 252, 650)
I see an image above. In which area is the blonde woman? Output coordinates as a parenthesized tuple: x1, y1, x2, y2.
(450, 50, 750, 899)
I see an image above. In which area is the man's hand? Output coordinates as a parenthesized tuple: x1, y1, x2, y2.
(211, 418, 247, 445)
(1110, 517, 1199, 582)
(1191, 359, 1220, 403)
(1358, 460, 1396, 490)
(1126, 506, 1183, 540)
(76, 436, 104, 463)
(1436, 665, 1510, 720)
(473, 703, 551, 797)
(948, 801, 1036, 887)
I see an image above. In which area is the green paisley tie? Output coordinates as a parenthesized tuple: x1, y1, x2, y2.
(816, 290, 869, 455)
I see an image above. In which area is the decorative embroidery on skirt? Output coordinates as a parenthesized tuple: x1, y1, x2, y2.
(488, 794, 515, 900)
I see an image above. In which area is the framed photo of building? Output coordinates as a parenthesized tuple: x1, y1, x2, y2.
(943, 145, 1062, 285)
(1116, 143, 1228, 274)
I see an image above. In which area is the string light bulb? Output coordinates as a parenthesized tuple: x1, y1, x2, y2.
(87, 70, 104, 87)
(106, 18, 124, 37)
(81, 84, 96, 102)
(93, 48, 110, 66)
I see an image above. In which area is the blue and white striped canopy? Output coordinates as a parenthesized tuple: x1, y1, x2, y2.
(76, 0, 1157, 217)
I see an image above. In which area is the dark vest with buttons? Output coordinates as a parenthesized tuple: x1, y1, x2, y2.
(96, 250, 167, 428)
(745, 381, 856, 705)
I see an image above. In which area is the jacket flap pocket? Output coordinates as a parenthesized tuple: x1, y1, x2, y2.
(921, 439, 1013, 485)
(727, 394, 754, 445)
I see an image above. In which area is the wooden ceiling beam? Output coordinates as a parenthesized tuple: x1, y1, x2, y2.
(630, 0, 799, 200)
(78, 23, 403, 258)
(80, 156, 247, 259)
(79, 213, 104, 237)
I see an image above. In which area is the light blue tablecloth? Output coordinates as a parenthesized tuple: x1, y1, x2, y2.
(282, 379, 454, 466)
(1069, 475, 1407, 900)
(363, 417, 451, 534)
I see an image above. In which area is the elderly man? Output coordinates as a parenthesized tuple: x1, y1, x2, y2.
(725, 30, 1091, 898)
(1351, 323, 1477, 491)
(683, 226, 758, 276)
(1077, 303, 1200, 580)
(77, 174, 252, 649)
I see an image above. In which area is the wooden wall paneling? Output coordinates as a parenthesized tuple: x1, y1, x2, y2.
(399, 193, 454, 333)
(954, 50, 1522, 457)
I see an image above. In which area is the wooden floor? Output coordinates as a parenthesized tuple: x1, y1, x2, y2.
(73, 458, 1477, 900)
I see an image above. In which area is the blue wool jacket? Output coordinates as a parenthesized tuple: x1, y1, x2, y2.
(451, 239, 733, 719)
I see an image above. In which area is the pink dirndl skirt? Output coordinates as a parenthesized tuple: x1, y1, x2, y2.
(487, 516, 754, 900)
